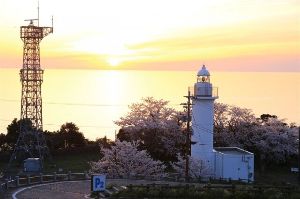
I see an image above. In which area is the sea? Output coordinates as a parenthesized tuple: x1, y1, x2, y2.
(0, 68, 299, 140)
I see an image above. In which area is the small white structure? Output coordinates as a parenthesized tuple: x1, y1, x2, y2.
(191, 65, 254, 182)
(24, 158, 41, 172)
(214, 147, 254, 182)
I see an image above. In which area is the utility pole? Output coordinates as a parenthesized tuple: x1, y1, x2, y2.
(298, 127, 300, 183)
(181, 88, 193, 182)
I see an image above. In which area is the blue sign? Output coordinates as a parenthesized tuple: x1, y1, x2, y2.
(91, 174, 106, 192)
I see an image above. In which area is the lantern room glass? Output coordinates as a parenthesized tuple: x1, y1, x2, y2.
(197, 75, 210, 83)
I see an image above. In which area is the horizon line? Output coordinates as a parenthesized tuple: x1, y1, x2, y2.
(1, 66, 299, 73)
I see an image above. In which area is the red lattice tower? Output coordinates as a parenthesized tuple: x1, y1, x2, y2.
(8, 18, 53, 168)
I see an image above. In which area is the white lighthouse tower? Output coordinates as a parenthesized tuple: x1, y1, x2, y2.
(191, 65, 218, 175)
(190, 65, 254, 181)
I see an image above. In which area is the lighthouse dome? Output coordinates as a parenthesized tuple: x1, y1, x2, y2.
(197, 65, 210, 76)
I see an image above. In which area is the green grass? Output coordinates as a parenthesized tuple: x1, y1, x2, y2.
(0, 161, 6, 175)
(1, 153, 300, 186)
(43, 152, 100, 173)
(112, 185, 300, 199)
(0, 151, 100, 175)
(255, 165, 299, 185)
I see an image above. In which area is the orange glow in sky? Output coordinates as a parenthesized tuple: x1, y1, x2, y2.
(0, 0, 299, 71)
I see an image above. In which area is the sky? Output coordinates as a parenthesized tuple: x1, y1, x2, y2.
(0, 0, 299, 71)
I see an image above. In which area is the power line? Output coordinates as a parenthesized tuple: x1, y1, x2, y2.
(43, 123, 115, 129)
(0, 98, 182, 107)
(0, 118, 115, 130)
(46, 102, 126, 107)
(0, 118, 14, 122)
(0, 120, 114, 128)
(0, 98, 18, 102)
(0, 98, 127, 107)
(0, 123, 115, 133)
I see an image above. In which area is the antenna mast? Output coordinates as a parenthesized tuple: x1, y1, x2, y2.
(38, 1, 39, 26)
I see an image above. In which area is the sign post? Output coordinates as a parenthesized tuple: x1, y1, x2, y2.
(91, 174, 106, 198)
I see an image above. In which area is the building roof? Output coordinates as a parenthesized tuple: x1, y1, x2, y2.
(197, 65, 210, 76)
(24, 158, 40, 161)
(214, 147, 253, 155)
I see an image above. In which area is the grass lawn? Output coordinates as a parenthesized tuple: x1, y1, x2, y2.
(255, 165, 299, 185)
(1, 152, 300, 186)
(43, 151, 100, 173)
(0, 151, 100, 175)
(0, 161, 6, 174)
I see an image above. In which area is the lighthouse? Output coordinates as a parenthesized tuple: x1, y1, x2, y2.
(190, 65, 254, 181)
(191, 65, 218, 175)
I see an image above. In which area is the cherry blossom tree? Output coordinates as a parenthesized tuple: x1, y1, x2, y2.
(115, 97, 185, 163)
(214, 103, 256, 134)
(214, 103, 298, 166)
(213, 103, 256, 148)
(172, 155, 210, 179)
(247, 117, 297, 164)
(90, 139, 166, 179)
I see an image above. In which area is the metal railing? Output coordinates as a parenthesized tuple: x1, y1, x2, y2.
(189, 86, 218, 98)
(0, 171, 89, 194)
(0, 171, 256, 196)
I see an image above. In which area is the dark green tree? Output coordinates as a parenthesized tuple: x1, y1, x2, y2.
(5, 118, 34, 148)
(260, 114, 277, 122)
(59, 122, 86, 148)
(44, 130, 65, 152)
(96, 136, 113, 149)
(0, 133, 6, 151)
(5, 118, 20, 147)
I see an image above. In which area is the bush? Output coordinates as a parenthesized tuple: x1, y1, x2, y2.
(111, 185, 300, 199)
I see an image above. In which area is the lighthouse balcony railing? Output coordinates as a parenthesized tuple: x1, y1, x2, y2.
(189, 86, 218, 98)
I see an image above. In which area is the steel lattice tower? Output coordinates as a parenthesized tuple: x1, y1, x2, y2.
(8, 18, 53, 168)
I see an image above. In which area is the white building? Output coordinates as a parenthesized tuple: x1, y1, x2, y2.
(214, 147, 254, 182)
(191, 65, 254, 182)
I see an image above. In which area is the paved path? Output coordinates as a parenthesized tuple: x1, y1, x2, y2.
(10, 179, 189, 199)
(12, 181, 91, 199)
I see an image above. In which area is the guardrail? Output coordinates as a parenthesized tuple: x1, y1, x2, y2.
(0, 172, 255, 196)
(0, 171, 89, 194)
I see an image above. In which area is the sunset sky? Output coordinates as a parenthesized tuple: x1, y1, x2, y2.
(0, 0, 299, 71)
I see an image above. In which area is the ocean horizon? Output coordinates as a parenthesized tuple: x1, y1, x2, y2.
(0, 68, 299, 140)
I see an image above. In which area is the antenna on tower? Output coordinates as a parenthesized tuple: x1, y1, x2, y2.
(38, 0, 40, 26)
(52, 15, 54, 29)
